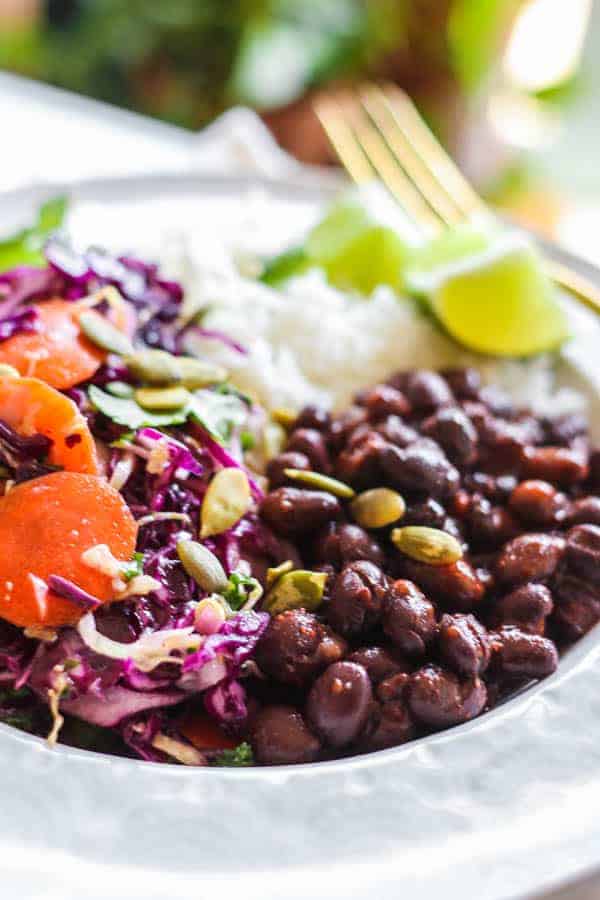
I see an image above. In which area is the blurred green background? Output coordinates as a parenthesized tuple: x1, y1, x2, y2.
(0, 0, 594, 230)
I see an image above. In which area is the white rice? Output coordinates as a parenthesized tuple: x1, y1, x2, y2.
(157, 224, 585, 418)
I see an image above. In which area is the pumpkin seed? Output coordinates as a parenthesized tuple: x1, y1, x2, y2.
(0, 364, 19, 378)
(266, 559, 294, 588)
(126, 349, 182, 385)
(263, 569, 328, 615)
(134, 386, 191, 410)
(79, 309, 134, 356)
(283, 468, 355, 499)
(271, 407, 297, 429)
(263, 422, 286, 461)
(351, 487, 406, 529)
(106, 381, 134, 399)
(200, 468, 252, 538)
(391, 526, 463, 566)
(177, 540, 228, 592)
(178, 357, 228, 388)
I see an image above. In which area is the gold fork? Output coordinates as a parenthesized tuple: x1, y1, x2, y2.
(314, 82, 600, 315)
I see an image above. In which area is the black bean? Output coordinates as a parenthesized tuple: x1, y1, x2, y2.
(569, 496, 600, 526)
(407, 664, 487, 729)
(552, 572, 600, 640)
(495, 627, 558, 679)
(441, 368, 481, 400)
(421, 407, 478, 466)
(329, 406, 368, 452)
(376, 670, 412, 702)
(326, 561, 388, 638)
(294, 405, 331, 432)
(544, 413, 588, 447)
(380, 439, 460, 499)
(335, 431, 387, 488)
(375, 416, 419, 448)
(252, 705, 321, 765)
(260, 488, 341, 537)
(398, 558, 486, 612)
(306, 661, 373, 747)
(438, 613, 491, 677)
(490, 583, 553, 635)
(402, 370, 454, 411)
(495, 533, 566, 586)
(313, 522, 385, 570)
(402, 498, 446, 529)
(359, 384, 411, 420)
(466, 495, 519, 549)
(523, 445, 589, 486)
(360, 699, 417, 751)
(382, 579, 437, 657)
(286, 428, 331, 472)
(566, 524, 600, 585)
(256, 609, 347, 687)
(509, 479, 568, 526)
(347, 646, 410, 685)
(266, 451, 311, 489)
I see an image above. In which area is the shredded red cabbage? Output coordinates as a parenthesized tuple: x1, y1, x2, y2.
(47, 576, 102, 610)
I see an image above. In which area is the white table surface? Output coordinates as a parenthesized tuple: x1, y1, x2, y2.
(0, 69, 597, 900)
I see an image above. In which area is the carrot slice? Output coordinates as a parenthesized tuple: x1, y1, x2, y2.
(0, 375, 100, 474)
(0, 296, 132, 390)
(179, 712, 238, 752)
(0, 471, 138, 627)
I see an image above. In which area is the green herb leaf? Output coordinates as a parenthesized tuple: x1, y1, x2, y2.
(120, 552, 144, 582)
(240, 430, 255, 451)
(0, 194, 68, 272)
(222, 572, 262, 611)
(89, 385, 191, 429)
(260, 245, 309, 286)
(189, 389, 249, 443)
(213, 741, 254, 767)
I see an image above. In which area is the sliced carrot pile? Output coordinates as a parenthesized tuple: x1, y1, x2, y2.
(0, 471, 138, 627)
(0, 375, 100, 474)
(180, 712, 238, 752)
(0, 296, 131, 390)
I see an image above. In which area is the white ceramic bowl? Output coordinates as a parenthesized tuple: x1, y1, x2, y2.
(1, 175, 600, 900)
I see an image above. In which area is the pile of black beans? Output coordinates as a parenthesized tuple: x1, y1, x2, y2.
(246, 368, 600, 765)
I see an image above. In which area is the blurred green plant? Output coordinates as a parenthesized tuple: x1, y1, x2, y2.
(0, 0, 526, 128)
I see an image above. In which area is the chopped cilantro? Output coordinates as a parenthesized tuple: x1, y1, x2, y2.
(120, 552, 144, 582)
(223, 572, 261, 611)
(213, 742, 254, 767)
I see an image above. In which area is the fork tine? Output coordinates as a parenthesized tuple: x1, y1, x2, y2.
(360, 83, 464, 227)
(316, 92, 441, 235)
(314, 95, 376, 185)
(382, 83, 488, 221)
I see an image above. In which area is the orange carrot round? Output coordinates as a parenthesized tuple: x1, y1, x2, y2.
(0, 375, 100, 474)
(0, 296, 132, 390)
(0, 471, 138, 627)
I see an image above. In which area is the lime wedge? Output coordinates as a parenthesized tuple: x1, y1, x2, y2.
(261, 201, 410, 293)
(426, 235, 569, 357)
(405, 221, 498, 295)
(321, 224, 409, 294)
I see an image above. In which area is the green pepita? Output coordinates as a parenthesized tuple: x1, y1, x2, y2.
(200, 468, 252, 538)
(178, 357, 228, 389)
(177, 540, 229, 592)
(283, 468, 355, 499)
(351, 487, 406, 529)
(79, 309, 134, 357)
(266, 559, 294, 588)
(0, 364, 19, 378)
(126, 350, 182, 385)
(271, 407, 298, 429)
(391, 526, 463, 566)
(134, 386, 191, 410)
(263, 569, 328, 615)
